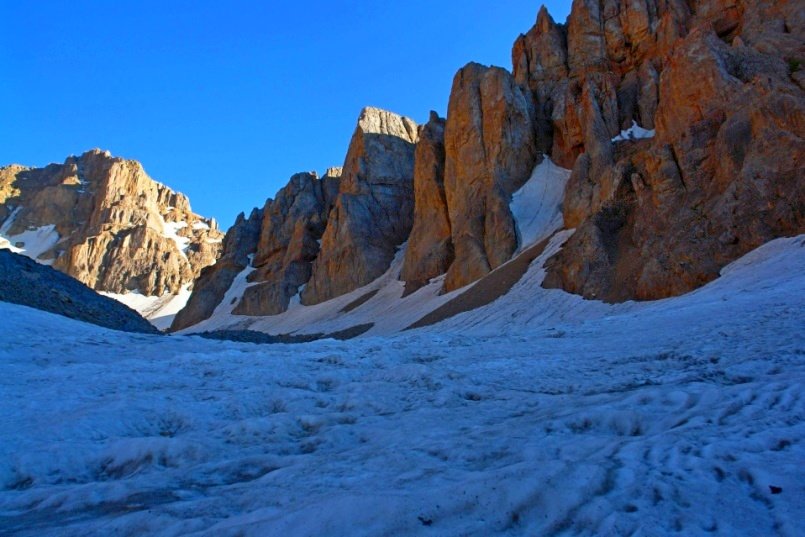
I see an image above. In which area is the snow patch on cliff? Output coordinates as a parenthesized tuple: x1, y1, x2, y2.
(161, 220, 190, 258)
(0, 220, 60, 265)
(510, 157, 571, 250)
(612, 120, 655, 142)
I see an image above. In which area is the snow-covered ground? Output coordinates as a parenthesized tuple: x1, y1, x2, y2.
(0, 236, 803, 536)
(509, 158, 570, 249)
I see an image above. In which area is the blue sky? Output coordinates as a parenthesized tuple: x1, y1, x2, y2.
(0, 1, 571, 228)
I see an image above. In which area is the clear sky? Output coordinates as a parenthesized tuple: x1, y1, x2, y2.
(0, 1, 571, 228)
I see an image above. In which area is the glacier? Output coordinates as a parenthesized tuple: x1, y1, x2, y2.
(0, 236, 803, 536)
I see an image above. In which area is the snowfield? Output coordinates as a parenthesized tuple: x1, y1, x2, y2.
(100, 285, 193, 332)
(0, 236, 803, 536)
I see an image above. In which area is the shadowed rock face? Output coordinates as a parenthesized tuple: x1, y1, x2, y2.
(170, 207, 264, 331)
(234, 171, 335, 316)
(301, 107, 418, 305)
(512, 0, 680, 169)
(442, 63, 539, 292)
(534, 0, 805, 301)
(512, 6, 569, 156)
(170, 167, 342, 329)
(400, 111, 452, 293)
(0, 249, 158, 334)
(0, 149, 223, 297)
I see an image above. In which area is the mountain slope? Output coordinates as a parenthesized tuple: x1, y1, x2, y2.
(176, 157, 571, 337)
(0, 249, 158, 334)
(515, 0, 805, 300)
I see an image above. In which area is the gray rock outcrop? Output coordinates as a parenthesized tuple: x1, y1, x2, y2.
(170, 207, 264, 331)
(234, 171, 335, 315)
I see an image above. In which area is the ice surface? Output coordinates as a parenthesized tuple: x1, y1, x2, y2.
(612, 120, 656, 142)
(509, 158, 571, 250)
(0, 236, 803, 536)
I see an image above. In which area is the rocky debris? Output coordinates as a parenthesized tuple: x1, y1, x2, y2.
(234, 172, 334, 316)
(537, 0, 805, 301)
(197, 323, 373, 344)
(408, 235, 554, 330)
(170, 207, 263, 331)
(301, 107, 418, 305)
(442, 63, 539, 292)
(400, 111, 452, 293)
(0, 249, 158, 334)
(0, 149, 223, 297)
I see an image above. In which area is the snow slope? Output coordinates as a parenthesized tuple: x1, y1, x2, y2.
(0, 210, 191, 326)
(100, 285, 193, 331)
(0, 235, 803, 536)
(509, 157, 571, 249)
(185, 247, 465, 336)
(161, 219, 190, 259)
(0, 208, 60, 265)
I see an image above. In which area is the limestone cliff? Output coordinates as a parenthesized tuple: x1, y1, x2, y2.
(235, 170, 337, 316)
(170, 207, 264, 331)
(301, 107, 418, 305)
(517, 0, 805, 301)
(442, 63, 539, 292)
(400, 112, 451, 293)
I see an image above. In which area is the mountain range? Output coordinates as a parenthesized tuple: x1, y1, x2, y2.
(1, 0, 802, 336)
(1, 1, 804, 534)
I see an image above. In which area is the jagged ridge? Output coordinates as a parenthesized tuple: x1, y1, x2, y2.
(173, 1, 803, 331)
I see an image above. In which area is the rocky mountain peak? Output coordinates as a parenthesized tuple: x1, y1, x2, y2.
(536, 0, 804, 301)
(442, 61, 539, 291)
(300, 107, 418, 305)
(0, 149, 223, 324)
(357, 106, 418, 142)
